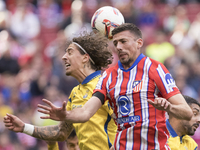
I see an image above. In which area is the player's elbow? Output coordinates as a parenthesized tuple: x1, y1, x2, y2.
(56, 132, 68, 141)
(184, 108, 193, 121)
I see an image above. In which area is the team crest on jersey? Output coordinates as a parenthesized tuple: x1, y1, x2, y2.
(83, 89, 89, 98)
(165, 73, 176, 88)
(132, 80, 143, 92)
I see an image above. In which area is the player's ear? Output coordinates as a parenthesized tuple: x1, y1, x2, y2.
(82, 54, 90, 63)
(137, 38, 143, 49)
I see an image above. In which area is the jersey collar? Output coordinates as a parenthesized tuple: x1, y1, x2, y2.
(81, 70, 101, 85)
(118, 53, 145, 72)
(166, 119, 178, 137)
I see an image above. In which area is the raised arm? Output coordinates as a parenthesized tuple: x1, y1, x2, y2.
(4, 113, 73, 141)
(38, 96, 102, 123)
(167, 94, 193, 120)
(147, 94, 193, 120)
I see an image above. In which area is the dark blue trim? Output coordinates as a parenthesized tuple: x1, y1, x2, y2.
(118, 53, 145, 72)
(81, 70, 101, 84)
(104, 114, 112, 148)
(68, 98, 71, 102)
(194, 146, 198, 150)
(166, 119, 178, 137)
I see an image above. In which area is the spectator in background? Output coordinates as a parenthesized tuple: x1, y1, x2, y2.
(9, 0, 40, 45)
(0, 49, 20, 75)
(136, 1, 159, 44)
(145, 30, 175, 64)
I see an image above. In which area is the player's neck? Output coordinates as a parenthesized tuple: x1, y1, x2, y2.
(74, 67, 95, 83)
(169, 119, 185, 137)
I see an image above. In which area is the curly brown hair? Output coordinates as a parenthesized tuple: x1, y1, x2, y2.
(69, 31, 113, 71)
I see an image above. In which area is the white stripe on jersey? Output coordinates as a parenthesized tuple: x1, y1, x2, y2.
(115, 131, 122, 150)
(115, 68, 124, 130)
(96, 71, 107, 90)
(126, 126, 134, 149)
(106, 72, 112, 100)
(156, 64, 174, 93)
(140, 57, 151, 150)
(125, 67, 137, 149)
(127, 66, 137, 119)
(154, 121, 160, 149)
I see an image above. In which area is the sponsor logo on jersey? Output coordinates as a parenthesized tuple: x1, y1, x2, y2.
(118, 96, 130, 116)
(116, 115, 140, 124)
(165, 73, 176, 88)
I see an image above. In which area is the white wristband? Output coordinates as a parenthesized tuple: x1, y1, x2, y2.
(23, 123, 34, 135)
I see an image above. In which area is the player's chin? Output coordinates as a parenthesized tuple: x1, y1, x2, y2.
(65, 71, 71, 76)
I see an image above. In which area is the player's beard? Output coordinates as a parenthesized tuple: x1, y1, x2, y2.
(185, 124, 197, 136)
(121, 57, 134, 67)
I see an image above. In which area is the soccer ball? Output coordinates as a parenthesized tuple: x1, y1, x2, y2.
(91, 6, 125, 39)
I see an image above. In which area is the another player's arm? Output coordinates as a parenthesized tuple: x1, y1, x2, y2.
(148, 94, 193, 120)
(65, 95, 103, 123)
(4, 113, 73, 141)
(33, 121, 74, 141)
(38, 92, 104, 123)
(167, 94, 193, 120)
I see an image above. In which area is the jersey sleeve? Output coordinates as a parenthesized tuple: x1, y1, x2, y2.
(150, 62, 180, 99)
(66, 90, 73, 111)
(93, 70, 109, 104)
(47, 142, 59, 150)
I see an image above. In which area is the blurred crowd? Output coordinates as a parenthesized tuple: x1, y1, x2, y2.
(0, 0, 200, 149)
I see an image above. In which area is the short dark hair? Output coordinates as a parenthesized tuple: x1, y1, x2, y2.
(67, 129, 77, 139)
(70, 31, 113, 71)
(183, 95, 200, 107)
(112, 23, 142, 39)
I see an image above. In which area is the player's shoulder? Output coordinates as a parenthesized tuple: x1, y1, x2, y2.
(183, 135, 197, 143)
(183, 135, 198, 149)
(147, 56, 164, 66)
(103, 63, 118, 74)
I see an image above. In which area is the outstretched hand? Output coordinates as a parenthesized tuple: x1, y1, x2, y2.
(4, 113, 25, 132)
(38, 99, 67, 121)
(147, 97, 171, 111)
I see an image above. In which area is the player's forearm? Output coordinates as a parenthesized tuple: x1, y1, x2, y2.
(168, 104, 193, 120)
(65, 107, 91, 123)
(31, 122, 73, 141)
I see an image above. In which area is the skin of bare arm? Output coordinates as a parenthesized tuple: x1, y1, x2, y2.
(38, 96, 103, 123)
(33, 121, 74, 141)
(147, 94, 193, 120)
(4, 113, 74, 141)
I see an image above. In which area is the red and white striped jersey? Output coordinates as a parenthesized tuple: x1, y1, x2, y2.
(94, 53, 180, 150)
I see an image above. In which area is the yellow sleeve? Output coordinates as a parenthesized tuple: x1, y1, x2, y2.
(67, 90, 74, 111)
(47, 142, 59, 150)
(102, 100, 113, 116)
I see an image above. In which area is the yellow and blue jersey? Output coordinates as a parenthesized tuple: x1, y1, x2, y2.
(166, 119, 198, 150)
(67, 70, 117, 150)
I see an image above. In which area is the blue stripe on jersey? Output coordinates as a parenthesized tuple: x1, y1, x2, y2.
(166, 119, 178, 137)
(68, 98, 71, 102)
(82, 70, 101, 84)
(118, 53, 145, 72)
(104, 114, 112, 148)
(194, 146, 197, 150)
